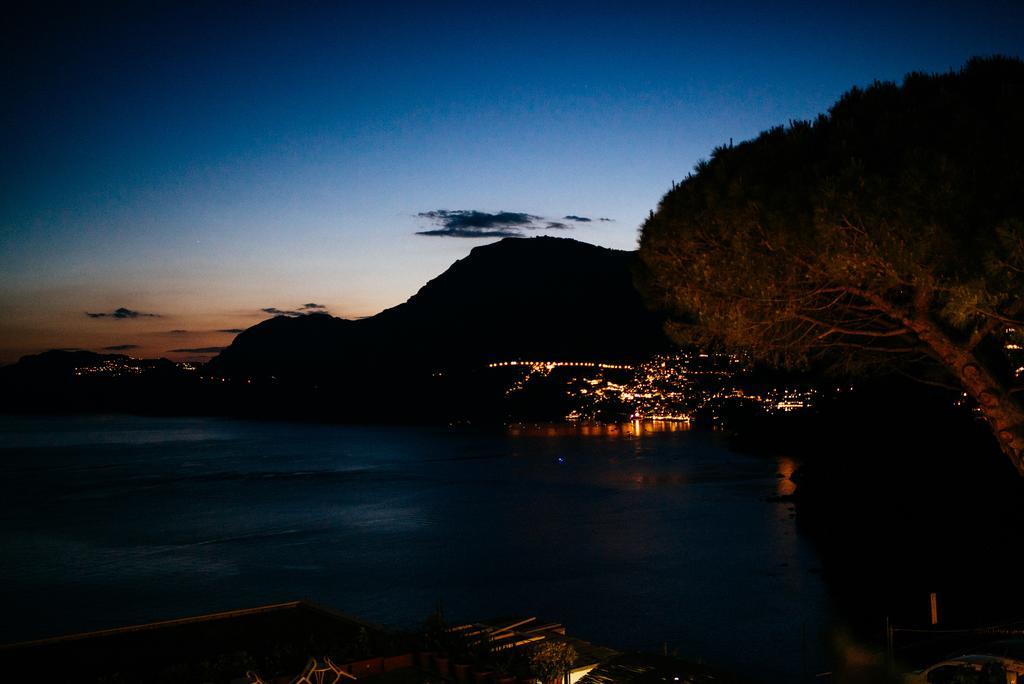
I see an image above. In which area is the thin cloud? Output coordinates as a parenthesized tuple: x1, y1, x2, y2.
(415, 209, 588, 238)
(417, 226, 523, 238)
(564, 215, 592, 222)
(217, 328, 245, 334)
(102, 344, 140, 351)
(85, 307, 160, 319)
(261, 303, 331, 317)
(417, 227, 524, 237)
(168, 346, 225, 354)
(168, 329, 189, 334)
(418, 210, 536, 233)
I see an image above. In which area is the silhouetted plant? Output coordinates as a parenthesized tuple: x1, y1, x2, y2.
(471, 629, 496, 667)
(351, 627, 372, 660)
(639, 56, 1024, 476)
(528, 642, 577, 684)
(491, 649, 516, 677)
(424, 603, 448, 653)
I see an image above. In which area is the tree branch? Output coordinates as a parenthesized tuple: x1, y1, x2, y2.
(813, 341, 925, 353)
(968, 317, 1002, 351)
(794, 314, 912, 339)
(891, 367, 963, 393)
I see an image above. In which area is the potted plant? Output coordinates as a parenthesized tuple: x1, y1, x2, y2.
(471, 630, 496, 684)
(422, 605, 448, 673)
(450, 630, 472, 683)
(453, 661, 472, 682)
(493, 651, 517, 684)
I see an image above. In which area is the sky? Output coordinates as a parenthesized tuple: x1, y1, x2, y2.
(2, 1, 1023, 364)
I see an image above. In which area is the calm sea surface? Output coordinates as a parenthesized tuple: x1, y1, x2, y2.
(0, 415, 834, 682)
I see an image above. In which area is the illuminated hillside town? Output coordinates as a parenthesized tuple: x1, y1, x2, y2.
(72, 356, 200, 376)
(485, 351, 821, 423)
(63, 337, 1024, 430)
(61, 349, 823, 426)
(1008, 327, 1024, 380)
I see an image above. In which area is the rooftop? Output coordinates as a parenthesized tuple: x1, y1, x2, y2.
(0, 600, 392, 683)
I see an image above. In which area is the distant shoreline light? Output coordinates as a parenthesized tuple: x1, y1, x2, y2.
(486, 360, 633, 370)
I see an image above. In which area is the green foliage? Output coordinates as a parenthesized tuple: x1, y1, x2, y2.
(528, 642, 577, 683)
(639, 56, 1024, 376)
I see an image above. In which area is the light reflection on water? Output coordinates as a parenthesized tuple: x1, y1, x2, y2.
(776, 456, 798, 498)
(507, 420, 691, 438)
(0, 414, 830, 684)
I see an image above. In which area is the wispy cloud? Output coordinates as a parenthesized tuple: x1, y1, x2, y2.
(217, 328, 245, 334)
(564, 215, 592, 222)
(85, 307, 160, 319)
(415, 209, 593, 238)
(102, 344, 140, 351)
(168, 346, 225, 354)
(261, 303, 330, 317)
(416, 210, 536, 238)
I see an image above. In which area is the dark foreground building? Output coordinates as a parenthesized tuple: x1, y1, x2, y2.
(0, 601, 620, 684)
(0, 601, 395, 683)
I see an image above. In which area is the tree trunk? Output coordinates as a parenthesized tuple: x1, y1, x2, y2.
(911, 319, 1024, 476)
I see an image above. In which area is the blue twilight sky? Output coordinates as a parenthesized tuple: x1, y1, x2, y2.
(2, 1, 1023, 362)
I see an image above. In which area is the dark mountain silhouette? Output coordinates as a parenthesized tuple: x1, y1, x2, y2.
(0, 238, 668, 421)
(207, 237, 668, 382)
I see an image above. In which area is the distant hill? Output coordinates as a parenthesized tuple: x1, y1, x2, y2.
(207, 237, 668, 382)
(0, 238, 669, 421)
(0, 349, 209, 415)
(2, 349, 128, 376)
(0, 349, 183, 381)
